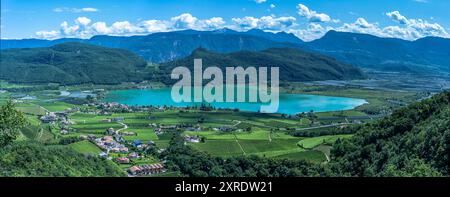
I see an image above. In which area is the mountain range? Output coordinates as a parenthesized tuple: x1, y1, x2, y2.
(0, 42, 364, 85)
(307, 30, 450, 74)
(1, 28, 449, 77)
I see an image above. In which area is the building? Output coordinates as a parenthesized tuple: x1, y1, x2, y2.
(106, 128, 117, 135)
(60, 129, 69, 135)
(122, 131, 136, 136)
(111, 117, 124, 122)
(184, 135, 201, 143)
(40, 112, 58, 123)
(128, 163, 166, 176)
(131, 140, 142, 147)
(116, 157, 130, 164)
(128, 152, 139, 159)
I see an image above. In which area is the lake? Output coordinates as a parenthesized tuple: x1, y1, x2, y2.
(103, 89, 367, 115)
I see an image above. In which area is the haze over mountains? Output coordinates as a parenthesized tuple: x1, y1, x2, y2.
(1, 28, 449, 77)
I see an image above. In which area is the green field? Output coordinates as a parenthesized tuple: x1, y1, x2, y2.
(38, 101, 75, 112)
(297, 134, 353, 149)
(68, 140, 103, 155)
(274, 150, 327, 163)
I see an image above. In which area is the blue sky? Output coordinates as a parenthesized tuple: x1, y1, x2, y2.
(1, 0, 449, 41)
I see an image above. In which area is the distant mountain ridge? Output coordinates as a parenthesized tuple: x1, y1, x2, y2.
(306, 30, 450, 74)
(1, 29, 449, 74)
(160, 47, 364, 83)
(1, 29, 302, 63)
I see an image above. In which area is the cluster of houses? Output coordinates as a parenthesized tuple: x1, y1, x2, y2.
(94, 135, 129, 153)
(152, 124, 202, 136)
(39, 111, 75, 135)
(40, 112, 59, 123)
(212, 125, 236, 132)
(102, 117, 125, 123)
(128, 163, 166, 176)
(115, 152, 140, 164)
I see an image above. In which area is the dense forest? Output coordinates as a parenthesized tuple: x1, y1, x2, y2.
(0, 142, 124, 177)
(330, 91, 449, 176)
(0, 42, 147, 85)
(161, 47, 364, 83)
(160, 92, 449, 177)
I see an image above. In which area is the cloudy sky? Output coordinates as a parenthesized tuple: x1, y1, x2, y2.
(1, 0, 449, 41)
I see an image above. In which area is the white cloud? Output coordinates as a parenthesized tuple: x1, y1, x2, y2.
(35, 13, 227, 39)
(140, 20, 170, 33)
(231, 15, 296, 31)
(91, 22, 111, 34)
(254, 0, 267, 4)
(80, 8, 98, 12)
(75, 17, 92, 26)
(60, 21, 80, 35)
(337, 18, 383, 36)
(413, 0, 428, 3)
(297, 4, 331, 23)
(290, 23, 333, 41)
(270, 4, 276, 9)
(336, 14, 449, 40)
(170, 13, 225, 30)
(35, 30, 59, 39)
(384, 11, 449, 39)
(386, 11, 409, 25)
(53, 7, 99, 13)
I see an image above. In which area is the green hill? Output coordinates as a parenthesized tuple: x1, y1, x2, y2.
(0, 42, 147, 85)
(161, 47, 364, 83)
(0, 142, 124, 177)
(331, 92, 450, 176)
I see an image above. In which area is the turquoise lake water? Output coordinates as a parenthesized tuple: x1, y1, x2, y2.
(103, 89, 367, 115)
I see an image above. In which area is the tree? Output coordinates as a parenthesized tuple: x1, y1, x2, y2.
(0, 100, 27, 147)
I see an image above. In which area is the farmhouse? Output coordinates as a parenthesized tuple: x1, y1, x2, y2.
(128, 152, 139, 159)
(184, 135, 201, 143)
(154, 128, 164, 135)
(60, 129, 69, 135)
(116, 157, 130, 164)
(111, 117, 124, 122)
(106, 128, 117, 135)
(122, 131, 137, 136)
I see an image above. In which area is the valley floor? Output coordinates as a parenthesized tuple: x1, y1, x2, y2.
(0, 80, 430, 177)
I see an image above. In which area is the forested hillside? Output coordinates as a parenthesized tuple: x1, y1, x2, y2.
(161, 47, 364, 83)
(0, 42, 147, 84)
(0, 142, 125, 177)
(330, 92, 450, 176)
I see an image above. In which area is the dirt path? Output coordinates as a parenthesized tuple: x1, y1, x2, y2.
(116, 122, 128, 132)
(295, 123, 351, 131)
(234, 134, 246, 155)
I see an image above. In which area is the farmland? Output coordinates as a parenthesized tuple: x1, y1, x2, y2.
(0, 81, 423, 176)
